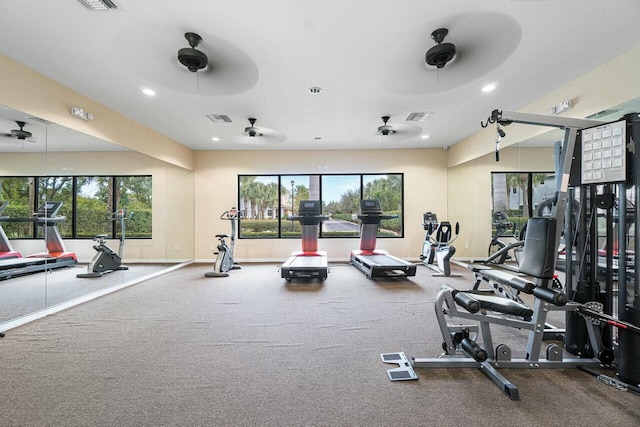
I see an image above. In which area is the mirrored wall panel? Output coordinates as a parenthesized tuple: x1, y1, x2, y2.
(0, 105, 194, 324)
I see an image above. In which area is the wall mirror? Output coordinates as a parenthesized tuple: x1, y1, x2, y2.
(448, 98, 640, 260)
(0, 104, 194, 326)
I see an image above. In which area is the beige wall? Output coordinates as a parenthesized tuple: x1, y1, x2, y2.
(0, 151, 194, 262)
(0, 54, 193, 170)
(194, 148, 448, 262)
(448, 43, 640, 168)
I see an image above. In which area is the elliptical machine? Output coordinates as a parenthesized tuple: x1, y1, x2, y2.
(419, 212, 439, 265)
(420, 212, 460, 277)
(204, 208, 241, 278)
(77, 208, 133, 278)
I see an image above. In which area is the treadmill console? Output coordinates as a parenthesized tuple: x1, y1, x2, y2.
(34, 201, 63, 218)
(298, 200, 321, 216)
(360, 199, 383, 215)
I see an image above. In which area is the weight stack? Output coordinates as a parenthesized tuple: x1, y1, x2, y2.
(565, 286, 594, 357)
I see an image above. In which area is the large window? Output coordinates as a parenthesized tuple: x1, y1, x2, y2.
(490, 171, 555, 236)
(0, 175, 152, 239)
(238, 173, 404, 239)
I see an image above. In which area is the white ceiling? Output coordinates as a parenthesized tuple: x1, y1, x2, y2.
(1, 0, 640, 152)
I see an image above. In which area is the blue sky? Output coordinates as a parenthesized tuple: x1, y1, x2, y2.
(255, 175, 359, 203)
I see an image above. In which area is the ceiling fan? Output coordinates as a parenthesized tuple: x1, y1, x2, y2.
(375, 115, 423, 143)
(236, 117, 286, 146)
(425, 28, 457, 69)
(377, 116, 396, 136)
(244, 118, 263, 137)
(1, 121, 35, 143)
(177, 32, 208, 73)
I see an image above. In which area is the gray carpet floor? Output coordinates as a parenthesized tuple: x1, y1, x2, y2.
(0, 263, 171, 322)
(0, 262, 638, 426)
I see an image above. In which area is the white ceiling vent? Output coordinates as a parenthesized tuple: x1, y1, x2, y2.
(405, 112, 435, 122)
(206, 114, 233, 123)
(77, 0, 118, 11)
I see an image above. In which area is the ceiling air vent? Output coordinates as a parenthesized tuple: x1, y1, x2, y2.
(77, 0, 118, 10)
(206, 114, 233, 123)
(405, 112, 435, 122)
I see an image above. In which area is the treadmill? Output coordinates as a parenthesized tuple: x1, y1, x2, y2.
(0, 201, 22, 260)
(0, 201, 77, 280)
(280, 200, 329, 281)
(350, 199, 416, 278)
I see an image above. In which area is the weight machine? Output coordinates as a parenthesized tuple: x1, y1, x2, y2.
(382, 110, 640, 399)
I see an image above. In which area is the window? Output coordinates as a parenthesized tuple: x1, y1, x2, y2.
(0, 175, 152, 239)
(238, 173, 404, 239)
(38, 176, 73, 237)
(239, 175, 280, 238)
(363, 174, 403, 237)
(491, 171, 555, 236)
(116, 176, 152, 238)
(282, 175, 320, 238)
(76, 176, 112, 238)
(0, 177, 35, 238)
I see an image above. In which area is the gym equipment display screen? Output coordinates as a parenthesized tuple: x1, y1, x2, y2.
(581, 119, 626, 184)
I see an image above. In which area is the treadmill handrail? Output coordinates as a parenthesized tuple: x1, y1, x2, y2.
(1, 216, 67, 224)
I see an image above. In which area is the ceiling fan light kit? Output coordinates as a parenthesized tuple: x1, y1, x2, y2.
(377, 116, 396, 136)
(244, 118, 262, 137)
(425, 28, 456, 69)
(9, 121, 32, 140)
(178, 32, 208, 72)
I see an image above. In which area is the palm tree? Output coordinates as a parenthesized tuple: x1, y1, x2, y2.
(239, 176, 257, 219)
(309, 175, 320, 200)
(492, 173, 508, 215)
(261, 182, 279, 218)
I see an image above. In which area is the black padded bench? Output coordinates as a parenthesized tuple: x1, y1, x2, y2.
(457, 217, 567, 314)
(452, 289, 533, 320)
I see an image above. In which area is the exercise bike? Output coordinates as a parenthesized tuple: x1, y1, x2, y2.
(419, 212, 439, 265)
(204, 208, 241, 278)
(77, 208, 133, 278)
(482, 211, 525, 272)
(420, 212, 461, 277)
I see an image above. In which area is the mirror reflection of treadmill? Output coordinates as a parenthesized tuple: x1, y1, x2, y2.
(280, 200, 329, 281)
(350, 199, 416, 278)
(0, 201, 77, 280)
(0, 201, 22, 260)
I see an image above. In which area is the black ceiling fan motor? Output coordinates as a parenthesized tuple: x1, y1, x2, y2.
(425, 28, 456, 69)
(178, 32, 208, 72)
(11, 121, 32, 140)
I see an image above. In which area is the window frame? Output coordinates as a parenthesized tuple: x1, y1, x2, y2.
(0, 174, 152, 239)
(237, 173, 404, 239)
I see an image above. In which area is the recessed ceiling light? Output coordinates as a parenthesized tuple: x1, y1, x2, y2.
(421, 134, 430, 139)
(142, 88, 156, 96)
(482, 83, 497, 93)
(309, 87, 322, 94)
(211, 137, 220, 142)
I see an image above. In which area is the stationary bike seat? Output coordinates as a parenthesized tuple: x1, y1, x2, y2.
(215, 234, 229, 239)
